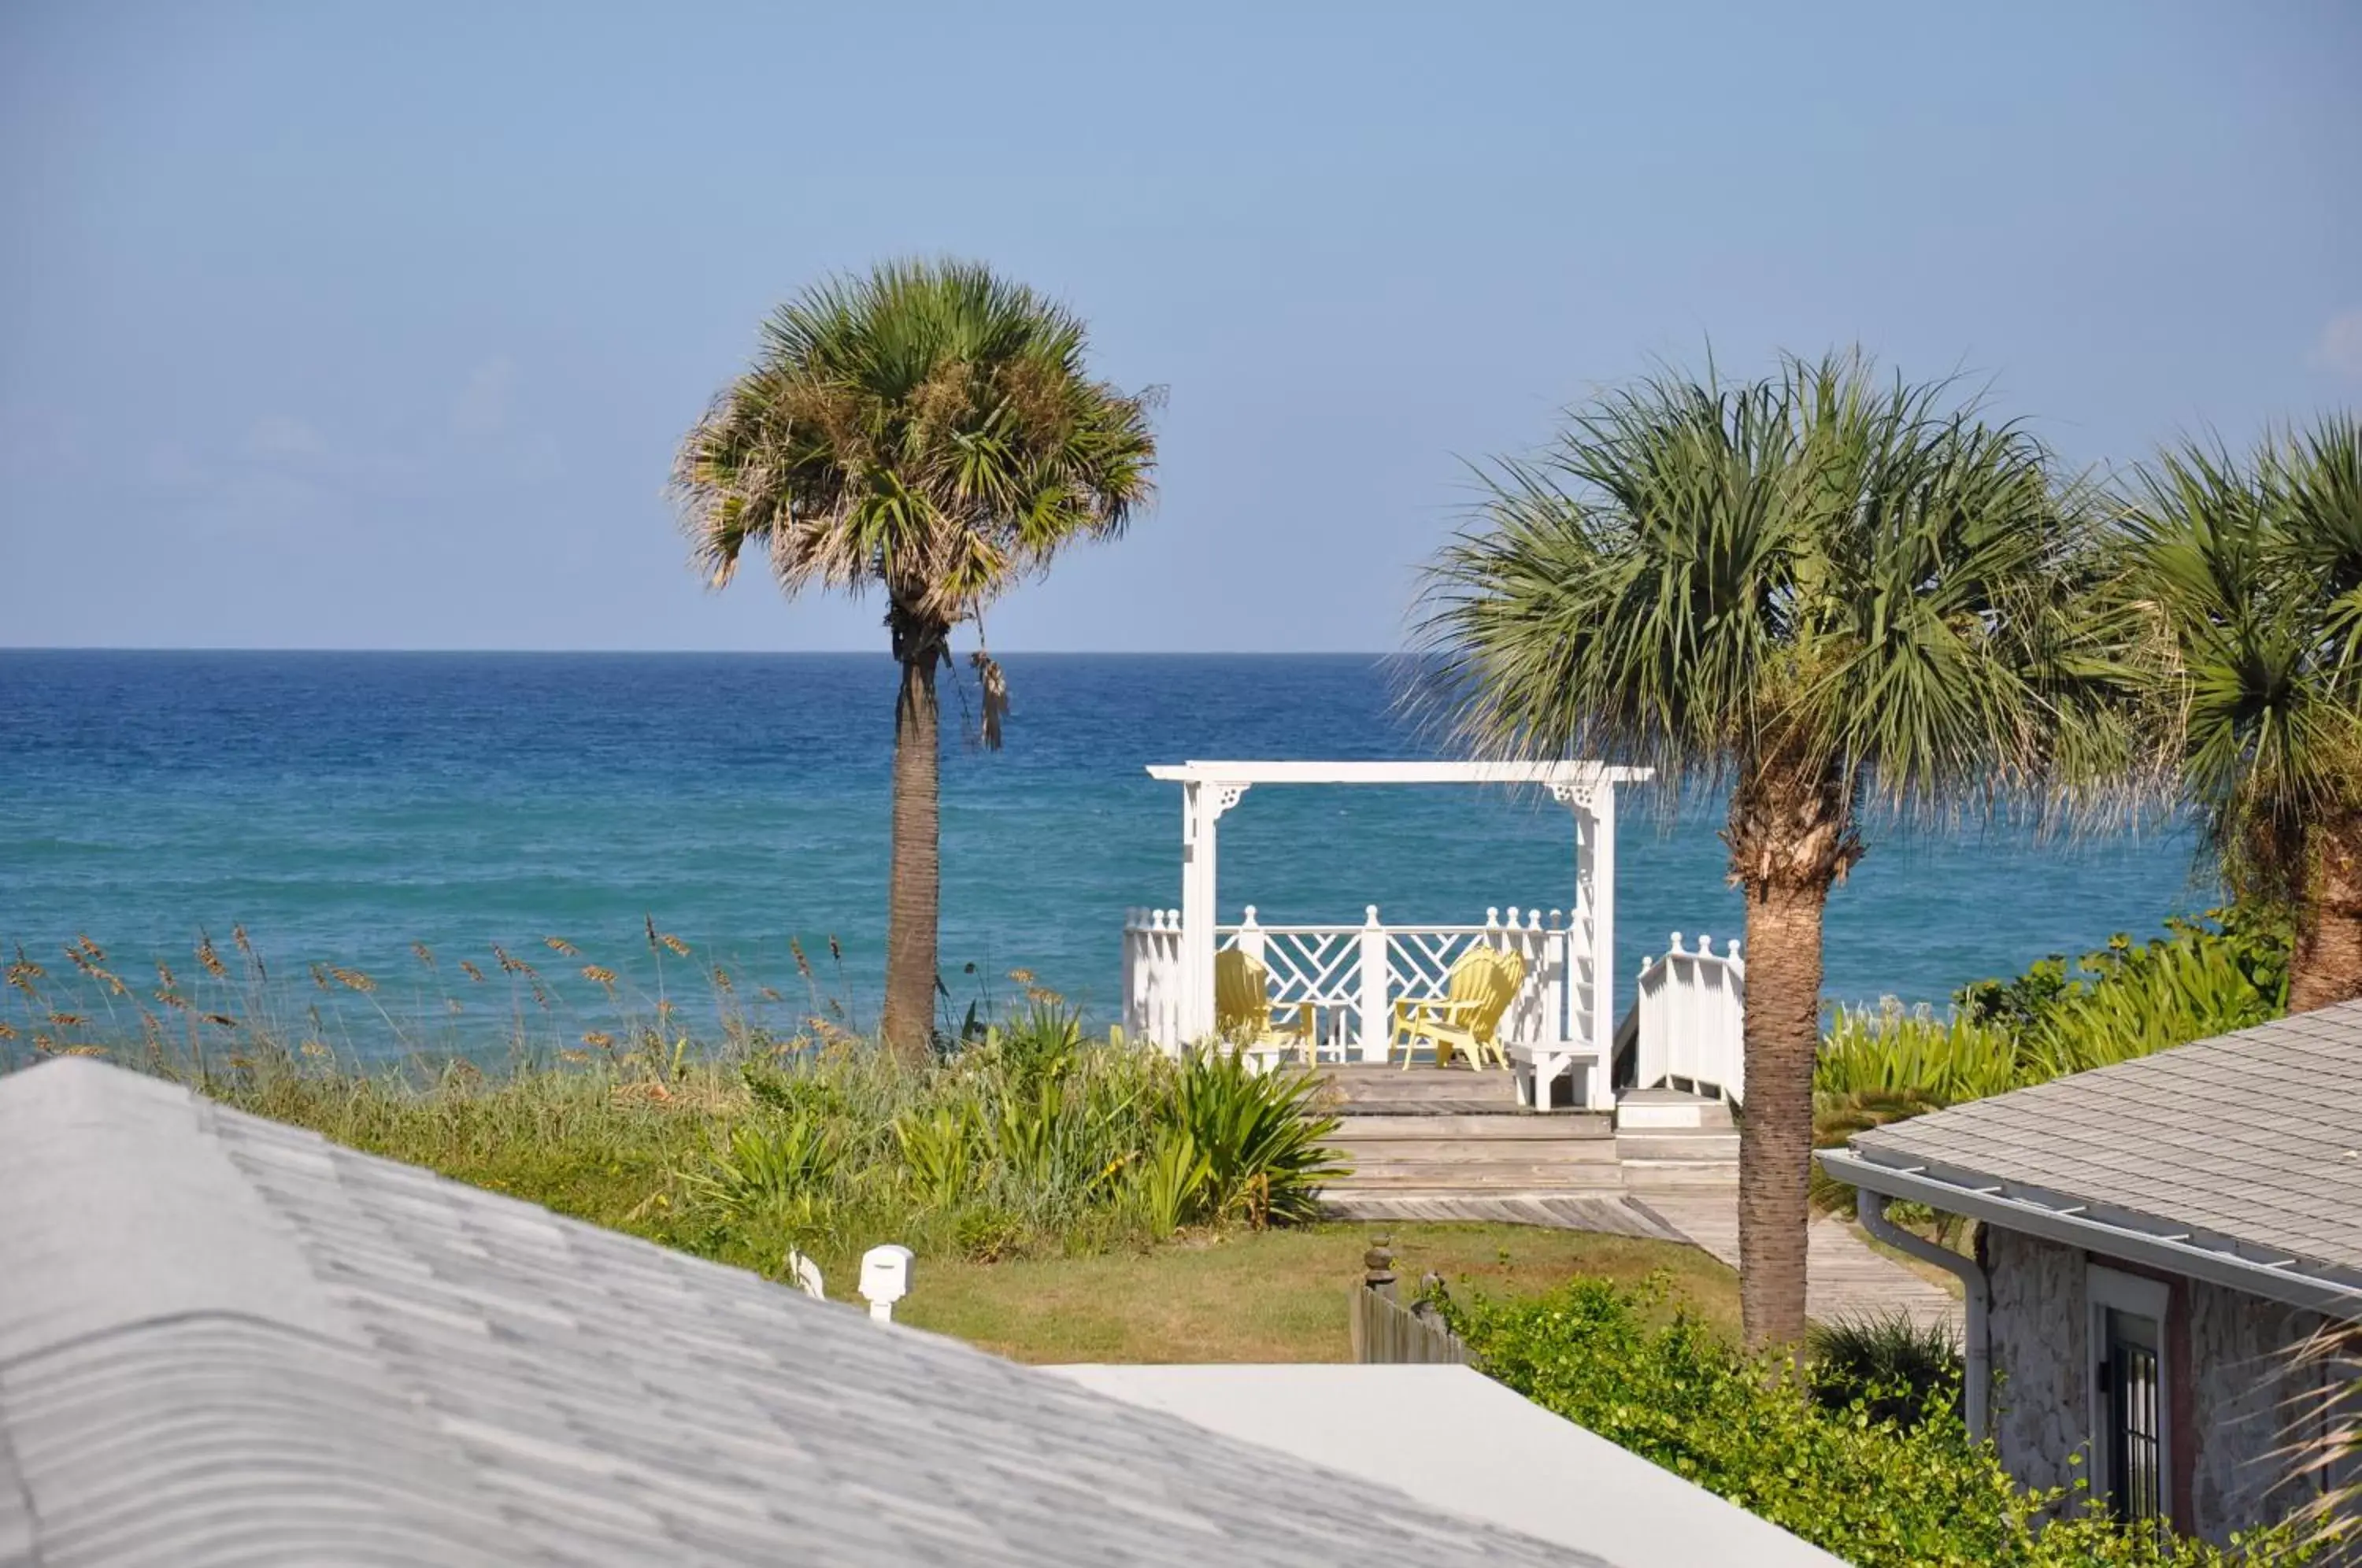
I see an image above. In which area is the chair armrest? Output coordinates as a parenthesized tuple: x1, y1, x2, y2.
(1395, 997, 1485, 1027)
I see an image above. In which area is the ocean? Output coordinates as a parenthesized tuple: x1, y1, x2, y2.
(2, 650, 2208, 1052)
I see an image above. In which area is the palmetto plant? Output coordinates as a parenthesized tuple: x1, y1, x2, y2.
(1172, 1048, 1346, 1229)
(673, 260, 1158, 1064)
(2124, 414, 2362, 1011)
(1420, 353, 2127, 1349)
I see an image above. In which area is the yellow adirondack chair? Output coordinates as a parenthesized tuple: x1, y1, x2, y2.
(1214, 949, 1315, 1069)
(1392, 946, 1525, 1071)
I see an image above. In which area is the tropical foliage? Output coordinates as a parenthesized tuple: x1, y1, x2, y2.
(1815, 906, 2290, 1109)
(1806, 1311, 1964, 1431)
(672, 259, 1158, 1063)
(1443, 1276, 2319, 1566)
(1420, 352, 2128, 1348)
(2123, 414, 2362, 1011)
(9, 934, 1348, 1283)
(1809, 908, 2290, 1220)
(1816, 1001, 2019, 1105)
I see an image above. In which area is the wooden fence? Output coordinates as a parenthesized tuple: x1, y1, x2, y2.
(1348, 1243, 1475, 1366)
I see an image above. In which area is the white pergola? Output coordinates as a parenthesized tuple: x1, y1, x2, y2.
(1132, 760, 1652, 1089)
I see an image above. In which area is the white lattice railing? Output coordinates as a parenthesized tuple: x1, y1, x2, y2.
(1633, 932, 1746, 1103)
(1121, 904, 1579, 1063)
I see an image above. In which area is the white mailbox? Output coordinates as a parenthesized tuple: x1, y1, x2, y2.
(859, 1243, 914, 1322)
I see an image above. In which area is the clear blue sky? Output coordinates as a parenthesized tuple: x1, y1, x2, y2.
(2, 2, 2356, 653)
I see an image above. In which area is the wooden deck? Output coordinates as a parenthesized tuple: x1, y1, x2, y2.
(1312, 1064, 1963, 1333)
(1632, 1196, 1963, 1333)
(1322, 1192, 1686, 1242)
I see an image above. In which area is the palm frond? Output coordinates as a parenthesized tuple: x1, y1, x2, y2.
(672, 257, 1157, 631)
(1413, 351, 2128, 838)
(2125, 414, 2362, 902)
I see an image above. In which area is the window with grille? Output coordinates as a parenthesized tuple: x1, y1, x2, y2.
(2101, 1307, 2164, 1522)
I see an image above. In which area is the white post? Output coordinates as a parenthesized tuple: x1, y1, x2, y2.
(1569, 782, 1618, 1111)
(1177, 782, 1242, 1043)
(1154, 909, 1183, 1049)
(1544, 908, 1568, 1043)
(1120, 908, 1140, 1041)
(1720, 938, 1746, 1104)
(1669, 934, 1696, 1086)
(1236, 905, 1266, 965)
(1357, 904, 1388, 1062)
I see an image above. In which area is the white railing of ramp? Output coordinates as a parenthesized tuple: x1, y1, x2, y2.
(1633, 932, 1745, 1104)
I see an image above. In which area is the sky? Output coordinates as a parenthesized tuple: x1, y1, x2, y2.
(2, 2, 2357, 653)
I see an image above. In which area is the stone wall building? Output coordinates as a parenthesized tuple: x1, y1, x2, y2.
(1822, 1000, 2362, 1548)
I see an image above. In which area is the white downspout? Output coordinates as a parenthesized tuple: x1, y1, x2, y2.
(1857, 1189, 1990, 1443)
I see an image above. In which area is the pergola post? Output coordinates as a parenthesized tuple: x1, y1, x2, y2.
(1581, 783, 1617, 1110)
(1178, 778, 1246, 1042)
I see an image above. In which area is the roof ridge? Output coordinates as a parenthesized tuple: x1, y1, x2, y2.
(0, 1059, 357, 1366)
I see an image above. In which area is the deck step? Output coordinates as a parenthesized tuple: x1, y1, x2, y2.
(1332, 1148, 1625, 1171)
(1615, 1089, 1733, 1131)
(1615, 1130, 1740, 1163)
(1318, 1068, 1520, 1103)
(1323, 1171, 1635, 1195)
(1327, 1114, 1612, 1142)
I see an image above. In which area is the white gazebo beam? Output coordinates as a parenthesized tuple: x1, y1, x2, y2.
(1148, 760, 1650, 788)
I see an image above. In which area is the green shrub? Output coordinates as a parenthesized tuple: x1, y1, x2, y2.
(1819, 906, 2293, 1122)
(2008, 913, 2287, 1080)
(1172, 1048, 1348, 1228)
(1131, 1127, 1211, 1241)
(1807, 1311, 1962, 1429)
(1817, 1002, 2019, 1103)
(1446, 1277, 2316, 1567)
(86, 994, 1355, 1285)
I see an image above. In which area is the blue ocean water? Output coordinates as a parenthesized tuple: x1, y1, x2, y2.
(2, 650, 2208, 1048)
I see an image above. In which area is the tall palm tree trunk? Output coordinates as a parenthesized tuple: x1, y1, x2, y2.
(2290, 815, 2362, 1012)
(1727, 757, 1855, 1353)
(882, 608, 946, 1067)
(1737, 876, 1829, 1352)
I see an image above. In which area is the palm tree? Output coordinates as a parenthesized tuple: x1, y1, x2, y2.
(2127, 414, 2362, 1012)
(673, 260, 1157, 1066)
(1418, 354, 2120, 1350)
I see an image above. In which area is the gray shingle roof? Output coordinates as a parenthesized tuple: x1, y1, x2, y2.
(1847, 999, 2362, 1287)
(0, 1058, 1605, 1566)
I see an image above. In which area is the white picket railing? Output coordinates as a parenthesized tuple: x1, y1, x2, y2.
(1122, 904, 1576, 1063)
(1632, 932, 1746, 1104)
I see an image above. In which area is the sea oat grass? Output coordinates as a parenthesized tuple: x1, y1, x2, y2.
(2, 929, 1361, 1297)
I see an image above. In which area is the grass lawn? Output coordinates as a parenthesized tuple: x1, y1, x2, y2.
(897, 1222, 1738, 1363)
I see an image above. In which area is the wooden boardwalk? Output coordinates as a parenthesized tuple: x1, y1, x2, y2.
(1322, 1192, 1686, 1242)
(1324, 1191, 1961, 1333)
(1312, 1064, 1961, 1332)
(1632, 1195, 1963, 1334)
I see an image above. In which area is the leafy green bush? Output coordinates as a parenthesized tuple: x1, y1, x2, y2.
(1818, 1002, 2019, 1103)
(1446, 1276, 2316, 1567)
(1820, 906, 2292, 1117)
(1172, 1048, 1347, 1227)
(2005, 911, 2289, 1080)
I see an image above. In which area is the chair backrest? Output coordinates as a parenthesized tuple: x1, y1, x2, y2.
(1214, 949, 1272, 1036)
(1446, 946, 1527, 1042)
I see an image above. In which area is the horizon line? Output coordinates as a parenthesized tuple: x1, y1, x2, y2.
(0, 645, 1415, 659)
